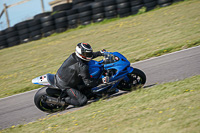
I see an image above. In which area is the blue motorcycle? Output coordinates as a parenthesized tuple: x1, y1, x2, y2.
(32, 52, 146, 113)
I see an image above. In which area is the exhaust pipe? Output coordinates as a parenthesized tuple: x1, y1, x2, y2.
(45, 96, 65, 106)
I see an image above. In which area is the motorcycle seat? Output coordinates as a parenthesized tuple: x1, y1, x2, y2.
(46, 73, 58, 88)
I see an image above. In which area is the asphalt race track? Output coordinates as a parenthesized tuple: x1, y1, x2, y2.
(0, 46, 200, 130)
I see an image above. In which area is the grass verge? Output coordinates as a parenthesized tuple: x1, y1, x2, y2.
(0, 0, 200, 98)
(1, 75, 200, 133)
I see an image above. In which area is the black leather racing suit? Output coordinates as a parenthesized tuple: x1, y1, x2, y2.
(55, 52, 103, 106)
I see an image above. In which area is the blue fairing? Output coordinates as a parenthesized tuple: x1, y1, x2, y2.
(88, 52, 133, 81)
(88, 52, 135, 94)
(87, 60, 103, 79)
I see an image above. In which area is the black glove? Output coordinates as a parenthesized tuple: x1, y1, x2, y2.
(100, 49, 106, 55)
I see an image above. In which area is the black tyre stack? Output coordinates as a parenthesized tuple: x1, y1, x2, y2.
(157, 0, 172, 7)
(104, 0, 117, 19)
(53, 3, 72, 33)
(92, 1, 105, 23)
(16, 20, 31, 44)
(143, 0, 157, 11)
(40, 15, 55, 37)
(5, 26, 20, 47)
(67, 8, 79, 29)
(53, 11, 68, 33)
(28, 19, 42, 41)
(78, 4, 93, 25)
(116, 0, 131, 18)
(130, 0, 144, 15)
(0, 30, 7, 49)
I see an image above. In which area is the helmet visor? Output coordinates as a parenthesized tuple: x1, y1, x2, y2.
(82, 51, 93, 59)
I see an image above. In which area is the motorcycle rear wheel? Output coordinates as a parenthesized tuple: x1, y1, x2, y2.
(118, 68, 146, 91)
(34, 87, 67, 113)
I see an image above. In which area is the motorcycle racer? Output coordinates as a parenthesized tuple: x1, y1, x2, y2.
(55, 43, 106, 107)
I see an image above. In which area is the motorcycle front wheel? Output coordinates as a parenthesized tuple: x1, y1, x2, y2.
(34, 87, 67, 113)
(118, 68, 146, 91)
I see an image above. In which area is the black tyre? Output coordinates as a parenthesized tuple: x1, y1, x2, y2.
(118, 68, 146, 91)
(42, 26, 55, 33)
(68, 19, 78, 26)
(104, 5, 116, 12)
(0, 30, 5, 36)
(143, 0, 155, 3)
(6, 31, 18, 38)
(92, 2, 104, 8)
(40, 15, 54, 23)
(34, 12, 52, 20)
(53, 3, 72, 12)
(66, 8, 78, 15)
(5, 27, 16, 34)
(144, 1, 157, 8)
(67, 14, 78, 20)
(117, 2, 130, 9)
(157, 0, 172, 5)
(31, 34, 42, 41)
(34, 87, 66, 113)
(30, 30, 41, 37)
(0, 35, 6, 41)
(7, 36, 19, 43)
(53, 11, 67, 19)
(43, 31, 55, 37)
(55, 17, 68, 23)
(119, 12, 131, 18)
(103, 0, 116, 6)
(78, 5, 92, 12)
(93, 13, 104, 22)
(15, 20, 31, 30)
(116, 0, 129, 4)
(79, 16, 92, 25)
(20, 35, 30, 43)
(159, 2, 172, 7)
(0, 40, 8, 49)
(28, 19, 41, 27)
(130, 0, 143, 6)
(18, 28, 29, 35)
(29, 25, 41, 32)
(105, 10, 117, 18)
(55, 22, 68, 28)
(93, 13, 104, 19)
(79, 11, 92, 18)
(41, 21, 54, 27)
(93, 7, 104, 14)
(73, 2, 92, 8)
(118, 7, 130, 14)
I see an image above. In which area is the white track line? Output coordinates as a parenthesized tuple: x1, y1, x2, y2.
(1, 45, 200, 101)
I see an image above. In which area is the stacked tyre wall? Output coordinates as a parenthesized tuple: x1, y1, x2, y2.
(0, 0, 183, 49)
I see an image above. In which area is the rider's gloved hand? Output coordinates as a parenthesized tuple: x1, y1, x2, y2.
(102, 76, 109, 84)
(100, 49, 106, 55)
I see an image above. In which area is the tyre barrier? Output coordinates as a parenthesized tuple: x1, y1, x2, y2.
(0, 0, 184, 49)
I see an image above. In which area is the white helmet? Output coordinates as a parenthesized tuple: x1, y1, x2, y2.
(75, 43, 93, 61)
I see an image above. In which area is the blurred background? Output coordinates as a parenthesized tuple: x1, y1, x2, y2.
(0, 0, 54, 30)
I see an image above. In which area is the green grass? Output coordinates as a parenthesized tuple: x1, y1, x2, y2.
(0, 0, 200, 98)
(1, 75, 200, 133)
